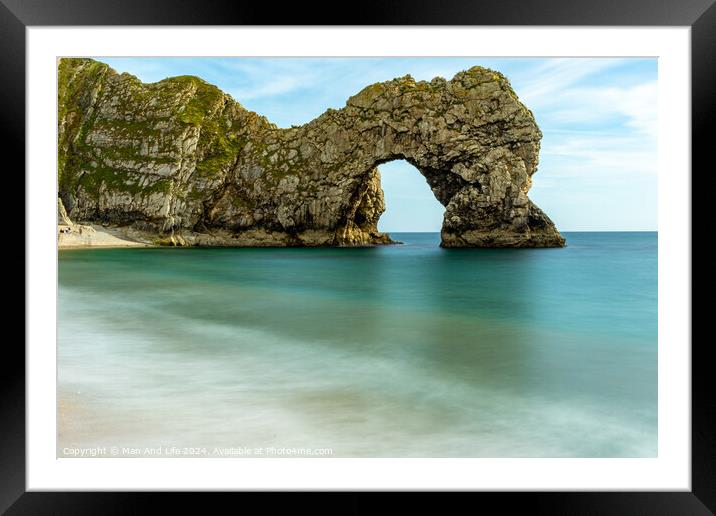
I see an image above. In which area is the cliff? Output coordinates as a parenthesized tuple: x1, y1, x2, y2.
(57, 58, 565, 247)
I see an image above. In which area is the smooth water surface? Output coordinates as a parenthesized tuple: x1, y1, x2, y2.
(58, 232, 657, 457)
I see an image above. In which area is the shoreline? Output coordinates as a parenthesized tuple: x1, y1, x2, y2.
(57, 222, 402, 250)
(58, 224, 152, 249)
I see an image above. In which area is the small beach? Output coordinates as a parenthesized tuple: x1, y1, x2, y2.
(58, 225, 150, 249)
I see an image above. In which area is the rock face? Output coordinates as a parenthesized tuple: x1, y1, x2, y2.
(58, 58, 565, 247)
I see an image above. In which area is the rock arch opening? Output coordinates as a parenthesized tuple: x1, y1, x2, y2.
(375, 159, 445, 235)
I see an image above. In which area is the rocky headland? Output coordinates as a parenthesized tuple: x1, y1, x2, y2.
(57, 58, 565, 248)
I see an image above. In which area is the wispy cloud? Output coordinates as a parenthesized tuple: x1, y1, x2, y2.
(516, 58, 628, 104)
(228, 75, 313, 101)
(562, 83, 656, 136)
(541, 134, 656, 179)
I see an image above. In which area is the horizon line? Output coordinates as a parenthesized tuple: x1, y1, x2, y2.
(380, 229, 658, 233)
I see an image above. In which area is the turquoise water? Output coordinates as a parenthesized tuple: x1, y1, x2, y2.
(57, 232, 657, 457)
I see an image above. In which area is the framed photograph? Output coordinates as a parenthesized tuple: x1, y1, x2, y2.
(7, 0, 711, 513)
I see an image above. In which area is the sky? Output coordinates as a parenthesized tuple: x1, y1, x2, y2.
(97, 57, 657, 232)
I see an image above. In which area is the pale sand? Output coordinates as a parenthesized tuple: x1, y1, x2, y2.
(57, 390, 100, 454)
(57, 392, 84, 443)
(57, 390, 156, 455)
(58, 224, 152, 249)
(57, 390, 119, 445)
(57, 391, 214, 457)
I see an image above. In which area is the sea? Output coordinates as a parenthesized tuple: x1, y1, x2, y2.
(57, 232, 657, 457)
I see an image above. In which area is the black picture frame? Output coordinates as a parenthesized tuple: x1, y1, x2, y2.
(4, 1, 711, 513)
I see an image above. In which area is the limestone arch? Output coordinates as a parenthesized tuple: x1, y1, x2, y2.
(318, 69, 566, 247)
(56, 58, 565, 248)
